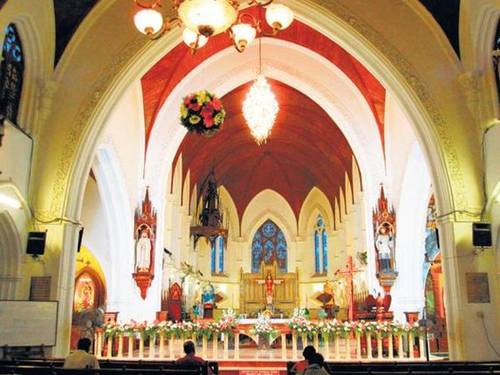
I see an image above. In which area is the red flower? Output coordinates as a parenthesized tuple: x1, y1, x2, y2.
(189, 102, 201, 111)
(204, 116, 214, 128)
(183, 96, 192, 105)
(212, 98, 222, 111)
(201, 106, 213, 119)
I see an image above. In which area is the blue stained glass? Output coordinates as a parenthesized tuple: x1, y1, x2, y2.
(211, 239, 216, 273)
(314, 215, 327, 273)
(314, 231, 321, 273)
(322, 230, 328, 272)
(276, 239, 288, 273)
(263, 222, 276, 237)
(1, 23, 24, 124)
(218, 236, 224, 273)
(251, 219, 287, 273)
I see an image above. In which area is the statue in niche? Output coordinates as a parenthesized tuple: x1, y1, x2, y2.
(135, 226, 153, 272)
(375, 223, 395, 273)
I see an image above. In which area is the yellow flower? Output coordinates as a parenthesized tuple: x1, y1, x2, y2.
(180, 105, 188, 119)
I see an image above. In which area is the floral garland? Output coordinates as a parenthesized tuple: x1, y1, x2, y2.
(180, 90, 225, 136)
(103, 317, 425, 340)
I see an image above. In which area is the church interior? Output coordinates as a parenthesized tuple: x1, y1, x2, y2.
(0, 0, 499, 373)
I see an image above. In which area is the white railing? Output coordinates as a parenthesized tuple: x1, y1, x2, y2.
(94, 329, 427, 361)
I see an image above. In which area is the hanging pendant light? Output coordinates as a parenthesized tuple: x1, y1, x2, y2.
(243, 75, 279, 145)
(243, 37, 279, 145)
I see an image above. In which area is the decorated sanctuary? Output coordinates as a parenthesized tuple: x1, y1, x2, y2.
(0, 0, 499, 370)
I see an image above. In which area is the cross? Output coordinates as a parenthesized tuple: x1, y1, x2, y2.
(334, 256, 362, 321)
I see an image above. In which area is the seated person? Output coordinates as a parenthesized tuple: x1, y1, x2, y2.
(291, 345, 316, 373)
(176, 340, 205, 365)
(63, 338, 100, 369)
(303, 353, 329, 375)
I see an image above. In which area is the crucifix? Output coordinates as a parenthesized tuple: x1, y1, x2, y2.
(334, 256, 362, 321)
(256, 271, 283, 308)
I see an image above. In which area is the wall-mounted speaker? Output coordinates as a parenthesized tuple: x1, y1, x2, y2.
(77, 227, 84, 252)
(26, 231, 47, 255)
(472, 223, 492, 247)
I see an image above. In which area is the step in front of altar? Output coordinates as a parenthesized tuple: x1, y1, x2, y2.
(217, 360, 287, 375)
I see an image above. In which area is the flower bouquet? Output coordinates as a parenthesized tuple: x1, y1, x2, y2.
(180, 90, 225, 136)
(250, 315, 278, 343)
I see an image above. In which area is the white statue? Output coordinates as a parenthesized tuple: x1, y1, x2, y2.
(375, 225, 394, 272)
(136, 228, 152, 272)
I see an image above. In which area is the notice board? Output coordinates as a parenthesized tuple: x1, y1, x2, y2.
(0, 301, 58, 346)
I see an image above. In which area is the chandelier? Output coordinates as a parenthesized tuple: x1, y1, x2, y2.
(242, 37, 278, 145)
(133, 0, 294, 52)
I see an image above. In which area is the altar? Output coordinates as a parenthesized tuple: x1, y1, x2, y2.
(239, 262, 299, 315)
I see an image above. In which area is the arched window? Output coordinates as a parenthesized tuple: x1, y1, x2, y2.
(211, 235, 225, 274)
(0, 24, 24, 124)
(314, 215, 328, 273)
(251, 219, 287, 273)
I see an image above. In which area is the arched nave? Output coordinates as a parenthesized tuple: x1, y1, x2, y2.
(0, 0, 498, 362)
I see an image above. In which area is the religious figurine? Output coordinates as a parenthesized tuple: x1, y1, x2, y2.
(375, 224, 395, 273)
(135, 227, 152, 272)
(323, 280, 334, 304)
(202, 282, 216, 319)
(202, 282, 215, 306)
(257, 271, 282, 307)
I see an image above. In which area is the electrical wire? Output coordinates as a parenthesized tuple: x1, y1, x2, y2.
(480, 315, 500, 358)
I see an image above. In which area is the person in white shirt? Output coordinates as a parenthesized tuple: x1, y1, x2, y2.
(63, 338, 100, 369)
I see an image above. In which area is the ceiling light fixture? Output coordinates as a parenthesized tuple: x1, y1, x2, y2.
(133, 0, 294, 53)
(242, 37, 278, 145)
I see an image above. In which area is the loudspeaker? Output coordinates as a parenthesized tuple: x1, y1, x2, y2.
(472, 223, 492, 247)
(26, 231, 47, 255)
(77, 227, 84, 252)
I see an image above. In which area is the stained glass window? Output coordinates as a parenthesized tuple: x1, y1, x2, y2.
(218, 235, 224, 272)
(251, 220, 287, 273)
(314, 230, 321, 273)
(211, 239, 216, 273)
(493, 21, 500, 104)
(0, 24, 24, 124)
(314, 215, 328, 273)
(211, 235, 225, 274)
(423, 196, 440, 283)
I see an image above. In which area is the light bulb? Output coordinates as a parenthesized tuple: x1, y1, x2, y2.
(265, 3, 294, 31)
(231, 23, 256, 52)
(134, 8, 164, 35)
(183, 28, 208, 49)
(178, 0, 237, 37)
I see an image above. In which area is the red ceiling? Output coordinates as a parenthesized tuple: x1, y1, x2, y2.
(173, 80, 355, 221)
(141, 7, 386, 150)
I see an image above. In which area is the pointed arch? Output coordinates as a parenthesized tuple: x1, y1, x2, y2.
(251, 219, 288, 273)
(0, 211, 21, 299)
(298, 187, 334, 237)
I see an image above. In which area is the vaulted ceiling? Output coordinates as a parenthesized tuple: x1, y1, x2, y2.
(141, 7, 386, 150)
(173, 80, 356, 220)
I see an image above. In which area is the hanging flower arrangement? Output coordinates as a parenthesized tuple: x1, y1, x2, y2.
(180, 90, 226, 136)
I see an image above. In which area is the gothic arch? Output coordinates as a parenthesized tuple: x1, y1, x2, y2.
(0, 5, 54, 134)
(24, 0, 486, 358)
(298, 187, 335, 237)
(0, 211, 21, 299)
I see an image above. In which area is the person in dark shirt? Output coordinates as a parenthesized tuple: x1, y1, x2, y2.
(176, 341, 214, 374)
(176, 340, 205, 365)
(291, 345, 316, 373)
